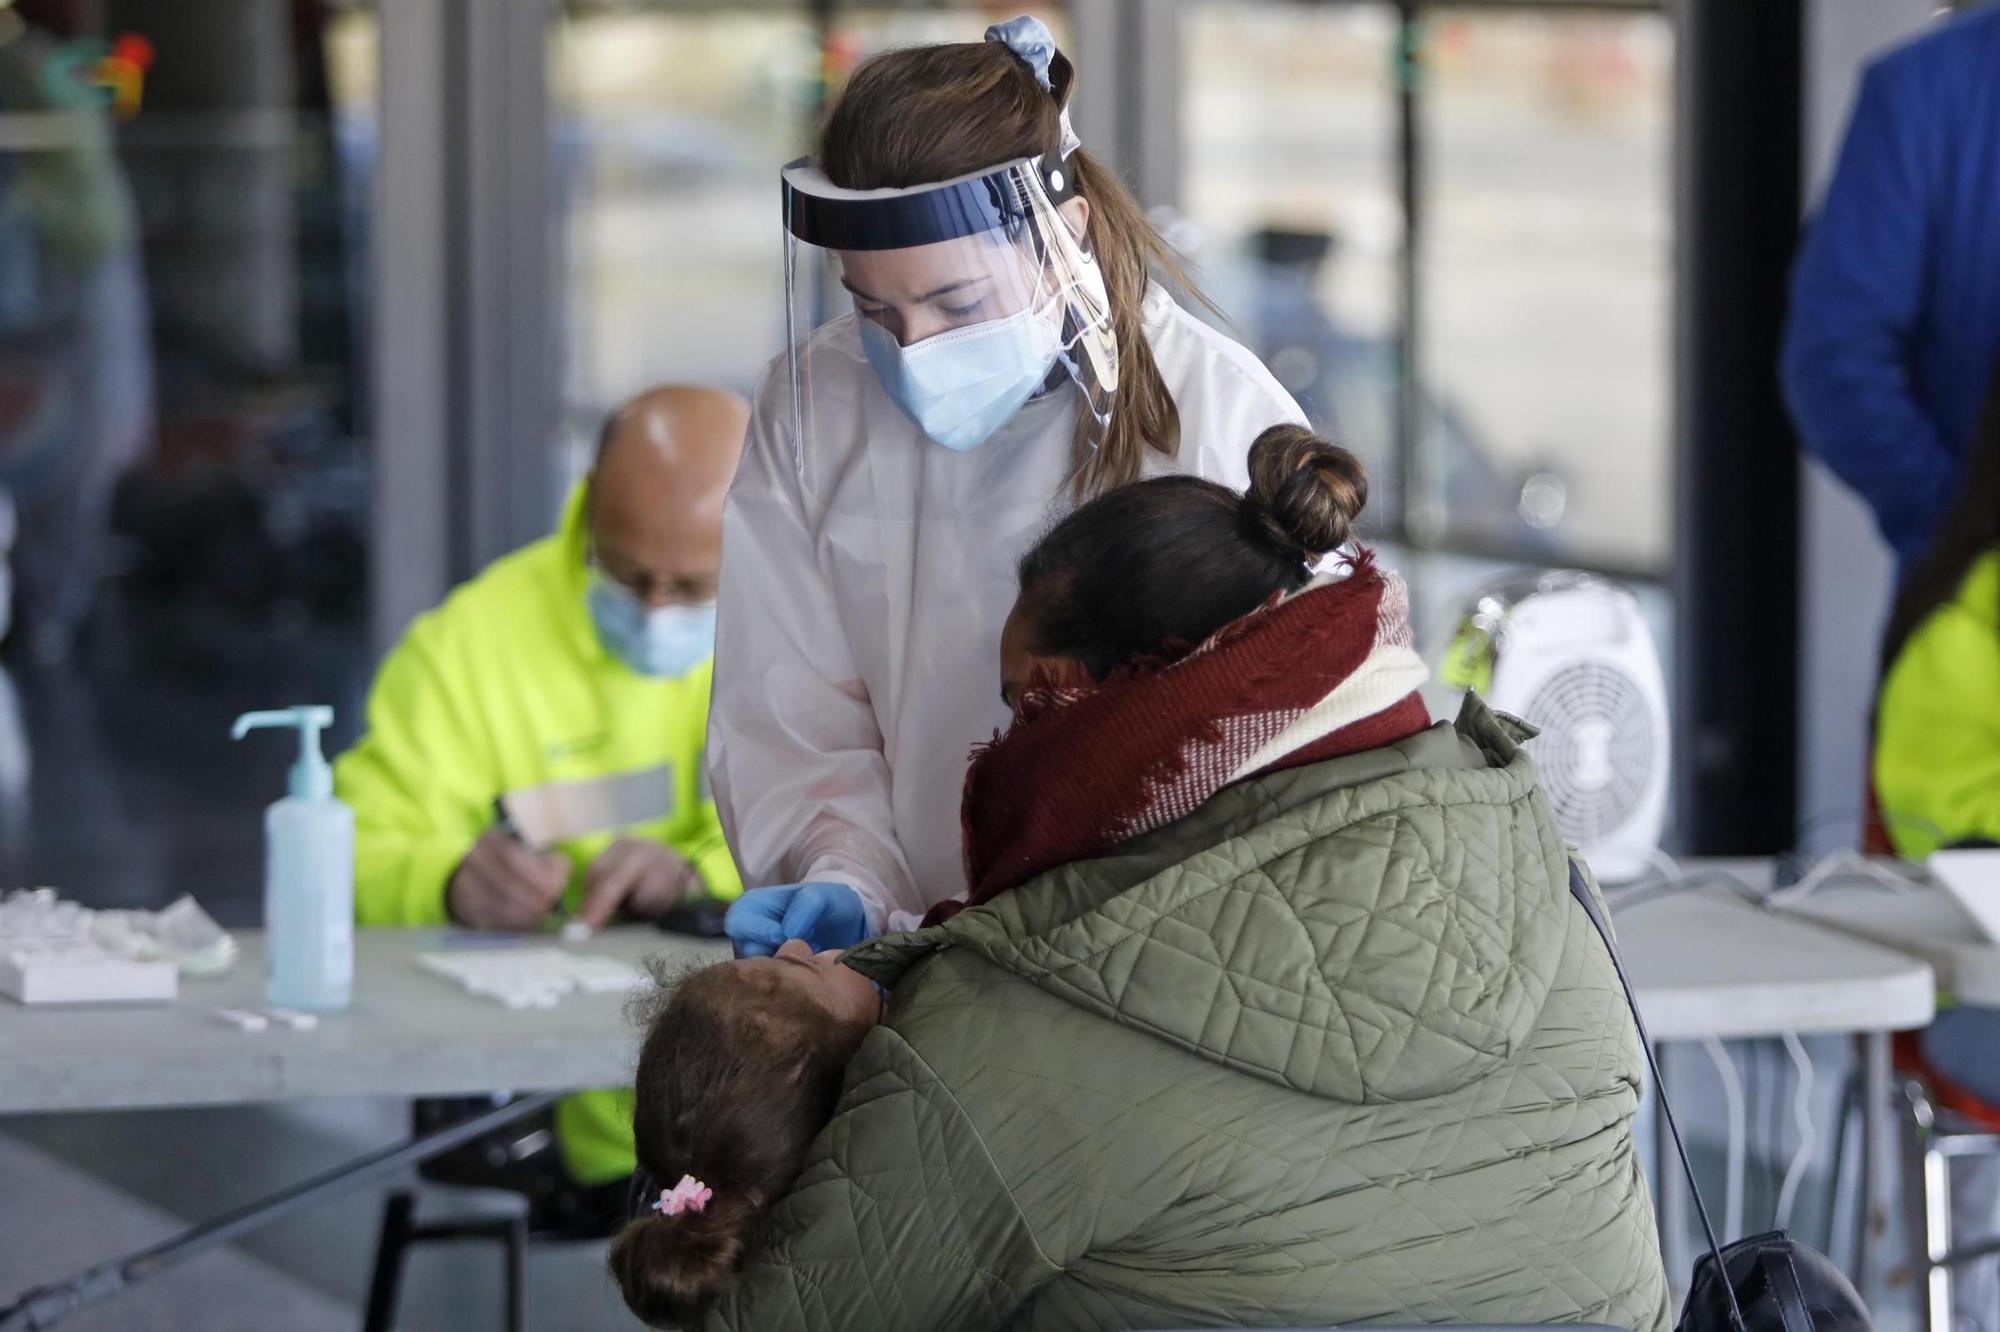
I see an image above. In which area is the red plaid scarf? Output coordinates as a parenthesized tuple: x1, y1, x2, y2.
(931, 555, 1431, 926)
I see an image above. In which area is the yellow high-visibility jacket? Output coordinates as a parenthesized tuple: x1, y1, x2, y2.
(334, 485, 740, 1184)
(1876, 549, 2000, 860)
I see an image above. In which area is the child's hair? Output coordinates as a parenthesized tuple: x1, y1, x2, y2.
(819, 36, 1207, 498)
(1882, 349, 2000, 671)
(607, 962, 870, 1327)
(1017, 424, 1367, 679)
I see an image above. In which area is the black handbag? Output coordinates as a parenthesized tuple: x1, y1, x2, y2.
(1564, 859, 1875, 1332)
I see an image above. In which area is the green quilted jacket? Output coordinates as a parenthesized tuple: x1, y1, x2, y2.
(704, 698, 1671, 1332)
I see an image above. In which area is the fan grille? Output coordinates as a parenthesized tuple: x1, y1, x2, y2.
(1520, 659, 1656, 846)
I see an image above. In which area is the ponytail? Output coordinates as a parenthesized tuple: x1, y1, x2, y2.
(609, 1191, 761, 1326)
(1060, 146, 1191, 494)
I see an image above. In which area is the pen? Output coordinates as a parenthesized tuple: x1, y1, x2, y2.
(492, 796, 583, 939)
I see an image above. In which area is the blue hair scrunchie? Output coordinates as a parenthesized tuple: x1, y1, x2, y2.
(984, 14, 1082, 160)
(984, 14, 1058, 91)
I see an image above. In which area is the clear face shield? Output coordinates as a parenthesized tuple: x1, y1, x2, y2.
(779, 152, 1118, 475)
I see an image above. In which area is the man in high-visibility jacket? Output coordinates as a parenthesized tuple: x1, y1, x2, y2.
(334, 384, 748, 1209)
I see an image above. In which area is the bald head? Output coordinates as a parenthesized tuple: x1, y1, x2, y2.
(587, 385, 750, 608)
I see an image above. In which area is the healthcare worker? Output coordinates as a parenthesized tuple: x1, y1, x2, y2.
(334, 384, 747, 1215)
(713, 17, 1306, 954)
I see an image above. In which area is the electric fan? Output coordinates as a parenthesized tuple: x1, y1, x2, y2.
(1440, 571, 1668, 883)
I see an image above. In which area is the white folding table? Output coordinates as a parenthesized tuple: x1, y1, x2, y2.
(0, 927, 728, 1115)
(1, 898, 1944, 1315)
(1609, 880, 1936, 1295)
(0, 926, 729, 1328)
(1753, 864, 2000, 1008)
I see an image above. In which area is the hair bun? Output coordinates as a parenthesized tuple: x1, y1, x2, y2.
(1244, 424, 1368, 559)
(608, 1201, 749, 1326)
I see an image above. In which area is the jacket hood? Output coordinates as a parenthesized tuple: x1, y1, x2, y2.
(845, 694, 1576, 1104)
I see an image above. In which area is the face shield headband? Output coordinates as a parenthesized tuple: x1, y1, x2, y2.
(781, 149, 1079, 251)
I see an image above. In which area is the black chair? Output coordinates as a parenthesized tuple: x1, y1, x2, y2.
(362, 1190, 531, 1332)
(360, 1096, 630, 1332)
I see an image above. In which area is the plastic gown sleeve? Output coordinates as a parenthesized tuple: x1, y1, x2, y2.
(334, 620, 500, 927)
(683, 805, 743, 902)
(674, 732, 743, 903)
(706, 381, 919, 932)
(1781, 61, 1957, 565)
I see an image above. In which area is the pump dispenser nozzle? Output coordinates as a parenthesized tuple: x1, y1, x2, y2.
(232, 706, 336, 800)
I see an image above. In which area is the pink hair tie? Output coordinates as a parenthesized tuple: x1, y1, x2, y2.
(652, 1175, 712, 1217)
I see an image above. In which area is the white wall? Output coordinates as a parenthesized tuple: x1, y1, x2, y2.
(1794, 0, 1947, 852)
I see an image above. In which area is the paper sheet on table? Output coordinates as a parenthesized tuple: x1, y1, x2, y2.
(415, 947, 648, 1009)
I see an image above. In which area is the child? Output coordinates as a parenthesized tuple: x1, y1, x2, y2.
(606, 942, 879, 1325)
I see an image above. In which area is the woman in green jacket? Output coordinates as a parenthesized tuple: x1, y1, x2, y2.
(612, 427, 1671, 1332)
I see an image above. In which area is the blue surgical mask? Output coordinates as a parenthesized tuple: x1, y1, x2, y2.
(860, 296, 1063, 452)
(587, 575, 716, 678)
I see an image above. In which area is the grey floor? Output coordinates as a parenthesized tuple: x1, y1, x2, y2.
(0, 614, 644, 1330)
(0, 1126, 350, 1332)
(0, 1098, 641, 1331)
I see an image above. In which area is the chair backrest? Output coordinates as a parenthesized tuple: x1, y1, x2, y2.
(1860, 775, 1895, 857)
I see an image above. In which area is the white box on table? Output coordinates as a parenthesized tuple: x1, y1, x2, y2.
(0, 949, 179, 1005)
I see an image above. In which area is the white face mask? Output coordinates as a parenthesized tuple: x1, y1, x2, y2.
(586, 574, 716, 678)
(859, 295, 1064, 452)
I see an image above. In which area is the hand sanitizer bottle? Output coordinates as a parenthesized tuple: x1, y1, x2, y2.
(232, 706, 353, 1011)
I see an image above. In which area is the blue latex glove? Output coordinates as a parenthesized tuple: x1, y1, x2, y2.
(724, 882, 870, 957)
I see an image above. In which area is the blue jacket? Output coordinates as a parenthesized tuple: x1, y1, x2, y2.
(1781, 5, 2000, 569)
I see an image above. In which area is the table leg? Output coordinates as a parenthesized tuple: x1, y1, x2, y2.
(1701, 1035, 1747, 1242)
(1857, 1030, 1891, 1298)
(1655, 1041, 1690, 1289)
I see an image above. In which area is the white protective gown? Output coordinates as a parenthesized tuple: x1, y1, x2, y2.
(709, 285, 1306, 930)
